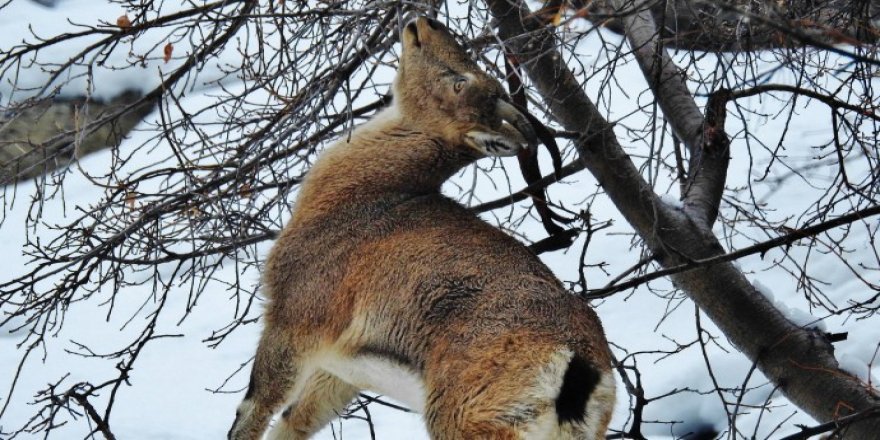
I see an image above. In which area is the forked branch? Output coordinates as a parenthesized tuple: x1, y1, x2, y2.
(608, 0, 730, 227)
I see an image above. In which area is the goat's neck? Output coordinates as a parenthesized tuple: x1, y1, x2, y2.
(292, 112, 477, 223)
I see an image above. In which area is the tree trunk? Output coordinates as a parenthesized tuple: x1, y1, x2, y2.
(487, 1, 880, 437)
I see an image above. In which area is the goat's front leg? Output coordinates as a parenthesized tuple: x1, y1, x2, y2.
(228, 330, 301, 440)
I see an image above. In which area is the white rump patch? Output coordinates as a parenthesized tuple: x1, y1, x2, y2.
(520, 348, 617, 439)
(520, 348, 575, 439)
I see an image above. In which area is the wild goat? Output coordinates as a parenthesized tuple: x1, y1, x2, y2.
(228, 17, 615, 440)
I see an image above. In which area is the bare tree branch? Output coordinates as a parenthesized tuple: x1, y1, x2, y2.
(587, 203, 880, 297)
(487, 2, 880, 438)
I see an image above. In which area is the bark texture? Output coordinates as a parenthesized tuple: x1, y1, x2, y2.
(487, 0, 880, 437)
(572, 0, 880, 51)
(607, 0, 730, 227)
(0, 91, 154, 182)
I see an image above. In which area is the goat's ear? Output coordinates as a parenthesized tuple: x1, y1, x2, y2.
(402, 20, 421, 49)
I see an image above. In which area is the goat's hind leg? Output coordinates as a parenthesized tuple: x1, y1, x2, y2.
(228, 331, 300, 440)
(267, 371, 359, 440)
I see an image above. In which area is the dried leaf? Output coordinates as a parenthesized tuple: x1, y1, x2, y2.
(116, 14, 131, 29)
(551, 9, 564, 27)
(185, 206, 201, 218)
(163, 43, 173, 63)
(125, 191, 136, 209)
(239, 183, 253, 199)
(573, 7, 590, 19)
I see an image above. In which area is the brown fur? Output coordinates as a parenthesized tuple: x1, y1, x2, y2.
(228, 17, 615, 440)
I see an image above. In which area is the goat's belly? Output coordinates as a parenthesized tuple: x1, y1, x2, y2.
(321, 354, 426, 413)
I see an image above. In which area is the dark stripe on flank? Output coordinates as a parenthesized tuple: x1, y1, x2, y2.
(555, 355, 601, 424)
(358, 344, 415, 369)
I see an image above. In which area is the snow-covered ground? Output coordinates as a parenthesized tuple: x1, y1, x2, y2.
(1, 1, 878, 439)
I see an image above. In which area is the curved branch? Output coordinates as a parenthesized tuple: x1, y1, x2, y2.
(779, 406, 880, 440)
(587, 203, 880, 297)
(470, 160, 586, 213)
(729, 84, 880, 121)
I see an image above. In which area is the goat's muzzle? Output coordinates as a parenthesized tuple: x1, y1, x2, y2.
(462, 99, 538, 157)
(495, 99, 537, 148)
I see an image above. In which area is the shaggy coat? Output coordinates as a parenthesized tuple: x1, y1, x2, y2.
(228, 17, 615, 440)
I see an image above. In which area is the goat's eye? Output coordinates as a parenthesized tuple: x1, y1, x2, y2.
(453, 77, 467, 93)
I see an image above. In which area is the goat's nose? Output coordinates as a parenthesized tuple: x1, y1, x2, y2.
(422, 16, 441, 29)
(418, 16, 450, 33)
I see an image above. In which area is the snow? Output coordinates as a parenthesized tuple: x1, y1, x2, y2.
(838, 352, 879, 387)
(2, 2, 879, 440)
(659, 193, 684, 210)
(754, 280, 828, 331)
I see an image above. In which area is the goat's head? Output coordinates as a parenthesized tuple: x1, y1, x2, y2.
(395, 17, 536, 157)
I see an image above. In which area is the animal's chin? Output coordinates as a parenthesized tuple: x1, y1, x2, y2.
(463, 130, 526, 157)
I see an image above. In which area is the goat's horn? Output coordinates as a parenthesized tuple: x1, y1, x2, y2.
(496, 100, 537, 146)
